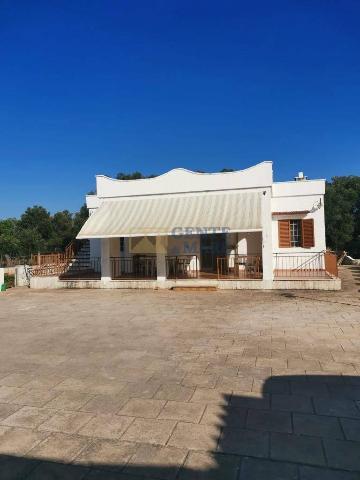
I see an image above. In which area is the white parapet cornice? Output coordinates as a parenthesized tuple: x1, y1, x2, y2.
(94, 161, 273, 198)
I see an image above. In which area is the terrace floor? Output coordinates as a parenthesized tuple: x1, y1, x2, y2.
(0, 266, 359, 479)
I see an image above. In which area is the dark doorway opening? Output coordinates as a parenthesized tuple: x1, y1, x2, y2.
(200, 233, 227, 272)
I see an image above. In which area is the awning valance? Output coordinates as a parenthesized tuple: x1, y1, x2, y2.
(77, 191, 262, 239)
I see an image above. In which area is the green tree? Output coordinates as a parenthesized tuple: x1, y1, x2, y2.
(18, 227, 46, 256)
(116, 171, 157, 180)
(325, 176, 360, 256)
(48, 210, 74, 251)
(18, 206, 53, 242)
(73, 204, 89, 236)
(0, 219, 20, 257)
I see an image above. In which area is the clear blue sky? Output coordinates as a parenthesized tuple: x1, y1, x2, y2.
(1, 0, 359, 218)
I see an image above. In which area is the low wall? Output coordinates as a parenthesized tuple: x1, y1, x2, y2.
(273, 278, 341, 290)
(15, 265, 29, 287)
(30, 276, 341, 291)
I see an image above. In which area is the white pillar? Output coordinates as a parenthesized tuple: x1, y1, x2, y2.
(156, 236, 168, 283)
(261, 188, 273, 287)
(101, 238, 111, 282)
(0, 268, 4, 289)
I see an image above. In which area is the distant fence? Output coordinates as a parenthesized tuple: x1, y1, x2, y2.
(0, 256, 30, 268)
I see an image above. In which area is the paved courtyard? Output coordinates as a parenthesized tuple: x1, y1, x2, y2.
(0, 267, 360, 479)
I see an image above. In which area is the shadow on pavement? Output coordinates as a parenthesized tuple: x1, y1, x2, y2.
(1, 375, 360, 479)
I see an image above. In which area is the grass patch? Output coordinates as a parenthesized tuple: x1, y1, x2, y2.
(4, 274, 15, 289)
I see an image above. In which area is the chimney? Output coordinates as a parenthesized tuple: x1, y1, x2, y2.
(294, 171, 308, 181)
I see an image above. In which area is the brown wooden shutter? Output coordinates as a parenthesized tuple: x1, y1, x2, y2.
(278, 220, 291, 247)
(302, 219, 315, 248)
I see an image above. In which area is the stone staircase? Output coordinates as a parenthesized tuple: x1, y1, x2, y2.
(59, 240, 101, 280)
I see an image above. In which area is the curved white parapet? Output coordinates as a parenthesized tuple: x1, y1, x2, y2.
(95, 161, 273, 198)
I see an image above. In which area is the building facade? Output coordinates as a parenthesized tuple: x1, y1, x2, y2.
(70, 161, 339, 290)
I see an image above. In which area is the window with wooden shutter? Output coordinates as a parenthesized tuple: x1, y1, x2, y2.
(302, 219, 315, 248)
(278, 220, 291, 247)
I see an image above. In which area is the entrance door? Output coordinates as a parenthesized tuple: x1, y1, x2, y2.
(200, 234, 227, 272)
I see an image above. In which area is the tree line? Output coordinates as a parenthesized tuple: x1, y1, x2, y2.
(0, 205, 88, 258)
(0, 173, 359, 259)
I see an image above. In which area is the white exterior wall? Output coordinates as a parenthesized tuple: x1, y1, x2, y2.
(271, 180, 326, 254)
(80, 163, 329, 288)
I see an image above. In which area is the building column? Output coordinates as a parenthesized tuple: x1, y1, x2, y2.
(101, 238, 111, 282)
(156, 236, 168, 284)
(261, 188, 274, 287)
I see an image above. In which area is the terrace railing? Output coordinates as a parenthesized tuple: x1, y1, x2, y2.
(111, 256, 157, 279)
(273, 251, 338, 278)
(166, 255, 199, 279)
(217, 254, 262, 279)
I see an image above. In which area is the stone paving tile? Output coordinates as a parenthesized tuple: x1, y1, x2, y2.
(231, 391, 270, 410)
(271, 394, 314, 413)
(167, 422, 219, 451)
(252, 378, 290, 395)
(0, 427, 49, 455)
(340, 417, 360, 441)
(293, 413, 344, 439)
(200, 404, 247, 428)
(271, 432, 326, 466)
(219, 428, 269, 457)
(327, 384, 360, 400)
(237, 366, 271, 379)
(290, 380, 329, 397)
(0, 454, 40, 480)
(0, 403, 21, 422)
(120, 382, 161, 399)
(313, 397, 360, 418)
(79, 414, 134, 440)
(121, 418, 176, 445)
(1, 406, 55, 429)
(246, 409, 292, 433)
(125, 444, 187, 480)
(85, 470, 145, 479)
(299, 465, 360, 480)
(22, 375, 66, 390)
(154, 384, 195, 402)
(28, 432, 90, 462)
(324, 439, 360, 471)
(38, 410, 94, 434)
(216, 376, 254, 393)
(321, 362, 357, 374)
(81, 394, 130, 414)
(54, 378, 127, 396)
(0, 373, 34, 387)
(44, 391, 95, 410)
(76, 439, 138, 469)
(178, 451, 241, 480)
(182, 374, 218, 389)
(190, 387, 229, 405)
(118, 398, 166, 418)
(239, 457, 298, 480)
(0, 385, 23, 403)
(0, 425, 13, 437)
(205, 365, 239, 377)
(12, 388, 58, 407)
(26, 461, 89, 480)
(2, 280, 360, 477)
(158, 401, 205, 423)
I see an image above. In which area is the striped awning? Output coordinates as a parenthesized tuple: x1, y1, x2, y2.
(77, 191, 262, 239)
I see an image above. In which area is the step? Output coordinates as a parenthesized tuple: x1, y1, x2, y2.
(170, 286, 218, 292)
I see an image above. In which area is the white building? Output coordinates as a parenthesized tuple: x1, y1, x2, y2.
(71, 161, 339, 290)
